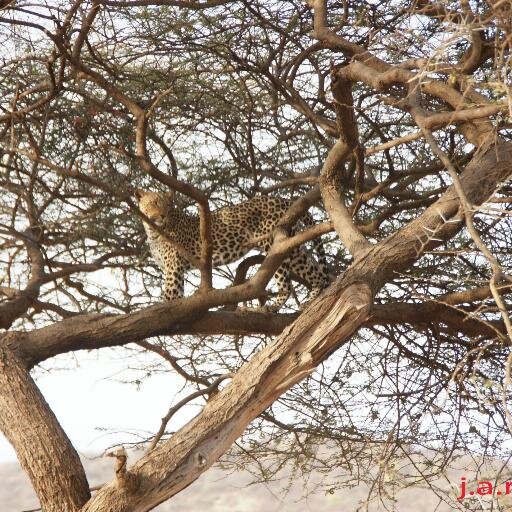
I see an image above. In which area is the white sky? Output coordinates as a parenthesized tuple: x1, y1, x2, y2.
(0, 349, 196, 463)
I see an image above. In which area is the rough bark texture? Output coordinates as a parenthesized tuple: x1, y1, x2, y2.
(0, 335, 90, 511)
(81, 283, 372, 512)
(79, 141, 512, 511)
(0, 140, 509, 511)
(1, 2, 511, 510)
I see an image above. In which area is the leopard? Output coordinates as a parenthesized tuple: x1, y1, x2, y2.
(135, 188, 329, 310)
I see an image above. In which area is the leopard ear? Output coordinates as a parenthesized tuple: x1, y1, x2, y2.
(165, 190, 175, 202)
(134, 188, 145, 201)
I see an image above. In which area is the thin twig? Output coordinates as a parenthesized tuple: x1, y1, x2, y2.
(147, 373, 233, 452)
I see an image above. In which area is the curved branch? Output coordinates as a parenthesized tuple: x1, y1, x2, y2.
(80, 139, 512, 512)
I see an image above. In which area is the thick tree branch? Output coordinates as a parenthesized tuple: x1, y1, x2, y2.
(0, 336, 90, 511)
(16, 305, 297, 368)
(0, 228, 45, 329)
(371, 302, 506, 341)
(79, 139, 512, 511)
(319, 72, 371, 259)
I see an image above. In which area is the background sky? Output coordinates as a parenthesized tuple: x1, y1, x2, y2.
(0, 348, 194, 463)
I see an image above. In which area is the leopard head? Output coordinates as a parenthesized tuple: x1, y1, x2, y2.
(135, 189, 174, 226)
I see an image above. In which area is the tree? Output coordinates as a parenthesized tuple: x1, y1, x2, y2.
(0, 0, 511, 510)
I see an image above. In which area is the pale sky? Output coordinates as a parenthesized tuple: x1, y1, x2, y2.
(0, 349, 197, 463)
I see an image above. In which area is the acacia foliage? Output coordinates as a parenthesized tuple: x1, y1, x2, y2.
(1, 0, 512, 509)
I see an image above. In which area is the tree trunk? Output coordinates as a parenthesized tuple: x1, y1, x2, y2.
(81, 282, 372, 511)
(80, 140, 512, 511)
(0, 335, 90, 511)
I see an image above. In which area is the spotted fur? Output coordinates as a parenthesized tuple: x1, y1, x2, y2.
(136, 189, 329, 310)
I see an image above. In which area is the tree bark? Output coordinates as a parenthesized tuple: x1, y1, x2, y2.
(1, 141, 510, 511)
(2, 137, 509, 512)
(81, 282, 372, 511)
(80, 140, 512, 510)
(0, 335, 90, 511)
